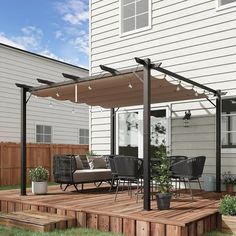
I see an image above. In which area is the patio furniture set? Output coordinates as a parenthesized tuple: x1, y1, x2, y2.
(53, 154, 206, 200)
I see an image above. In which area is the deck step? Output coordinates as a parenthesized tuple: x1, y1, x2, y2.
(0, 210, 76, 232)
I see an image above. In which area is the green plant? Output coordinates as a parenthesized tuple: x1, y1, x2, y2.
(222, 171, 236, 185)
(29, 166, 49, 182)
(219, 195, 236, 216)
(153, 144, 172, 194)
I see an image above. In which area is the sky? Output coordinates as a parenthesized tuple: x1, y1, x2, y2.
(0, 0, 89, 68)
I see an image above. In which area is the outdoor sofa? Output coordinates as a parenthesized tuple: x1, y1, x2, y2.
(53, 154, 112, 191)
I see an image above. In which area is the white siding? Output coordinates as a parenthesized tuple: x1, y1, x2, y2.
(0, 44, 89, 144)
(90, 0, 236, 174)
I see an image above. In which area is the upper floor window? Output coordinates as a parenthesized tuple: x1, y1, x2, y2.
(222, 98, 236, 148)
(120, 0, 151, 35)
(217, 0, 236, 8)
(36, 125, 52, 143)
(79, 128, 89, 144)
(219, 0, 236, 6)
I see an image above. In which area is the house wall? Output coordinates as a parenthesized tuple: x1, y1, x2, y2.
(90, 0, 236, 174)
(0, 43, 89, 144)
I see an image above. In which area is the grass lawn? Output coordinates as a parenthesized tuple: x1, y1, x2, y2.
(204, 231, 236, 236)
(0, 182, 57, 191)
(0, 226, 123, 236)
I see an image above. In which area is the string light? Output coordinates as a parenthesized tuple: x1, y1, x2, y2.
(56, 92, 60, 97)
(88, 85, 92, 90)
(128, 81, 133, 89)
(176, 81, 181, 91)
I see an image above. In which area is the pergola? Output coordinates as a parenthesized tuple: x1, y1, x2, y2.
(16, 57, 223, 211)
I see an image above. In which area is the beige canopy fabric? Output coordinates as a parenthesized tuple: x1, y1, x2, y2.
(31, 68, 207, 108)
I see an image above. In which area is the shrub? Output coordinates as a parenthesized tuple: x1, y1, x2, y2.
(29, 166, 49, 182)
(219, 195, 236, 216)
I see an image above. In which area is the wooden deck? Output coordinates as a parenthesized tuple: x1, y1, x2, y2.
(0, 184, 222, 236)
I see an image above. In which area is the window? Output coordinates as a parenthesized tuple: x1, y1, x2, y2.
(120, 0, 151, 35)
(79, 128, 89, 144)
(218, 0, 236, 7)
(219, 0, 236, 6)
(36, 125, 52, 143)
(222, 98, 236, 148)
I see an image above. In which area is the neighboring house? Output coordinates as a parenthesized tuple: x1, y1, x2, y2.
(0, 43, 89, 145)
(90, 0, 236, 176)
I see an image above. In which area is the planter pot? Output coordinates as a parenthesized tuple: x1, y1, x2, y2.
(222, 215, 236, 234)
(156, 193, 172, 210)
(226, 184, 234, 193)
(32, 181, 48, 195)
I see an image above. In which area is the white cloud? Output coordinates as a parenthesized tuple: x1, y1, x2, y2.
(13, 26, 43, 50)
(56, 0, 88, 25)
(40, 49, 66, 62)
(0, 33, 25, 49)
(70, 30, 89, 54)
(0, 26, 43, 52)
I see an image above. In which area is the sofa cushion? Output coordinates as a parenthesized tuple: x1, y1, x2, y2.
(73, 169, 112, 182)
(90, 157, 107, 169)
(75, 156, 83, 170)
(79, 155, 90, 169)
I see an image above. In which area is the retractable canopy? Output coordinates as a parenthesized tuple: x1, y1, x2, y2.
(31, 67, 207, 108)
(17, 59, 222, 211)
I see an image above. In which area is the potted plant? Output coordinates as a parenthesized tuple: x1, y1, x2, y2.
(153, 144, 172, 210)
(29, 166, 49, 195)
(219, 195, 236, 234)
(222, 171, 236, 193)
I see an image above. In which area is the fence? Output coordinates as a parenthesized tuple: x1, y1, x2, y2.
(0, 142, 89, 186)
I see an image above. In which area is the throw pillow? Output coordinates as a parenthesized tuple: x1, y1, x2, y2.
(75, 156, 83, 170)
(79, 155, 90, 169)
(90, 157, 107, 169)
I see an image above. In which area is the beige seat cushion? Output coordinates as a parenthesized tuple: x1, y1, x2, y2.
(73, 169, 112, 183)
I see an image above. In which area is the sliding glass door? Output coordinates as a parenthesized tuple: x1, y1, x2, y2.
(117, 108, 168, 158)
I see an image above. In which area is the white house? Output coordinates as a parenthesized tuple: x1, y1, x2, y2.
(89, 0, 236, 177)
(0, 43, 89, 145)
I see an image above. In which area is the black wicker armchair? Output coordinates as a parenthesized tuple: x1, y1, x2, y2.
(114, 156, 143, 202)
(171, 156, 206, 199)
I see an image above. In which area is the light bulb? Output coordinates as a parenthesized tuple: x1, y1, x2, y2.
(88, 85, 92, 90)
(128, 81, 133, 89)
(56, 92, 60, 97)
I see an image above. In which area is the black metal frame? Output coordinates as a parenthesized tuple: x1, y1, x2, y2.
(16, 58, 221, 210)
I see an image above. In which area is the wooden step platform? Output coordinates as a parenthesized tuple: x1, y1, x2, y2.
(0, 210, 76, 232)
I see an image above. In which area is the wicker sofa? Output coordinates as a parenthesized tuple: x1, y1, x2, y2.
(53, 154, 112, 191)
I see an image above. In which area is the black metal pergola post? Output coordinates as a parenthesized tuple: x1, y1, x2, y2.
(110, 108, 116, 155)
(143, 59, 151, 211)
(216, 90, 222, 192)
(16, 83, 31, 196)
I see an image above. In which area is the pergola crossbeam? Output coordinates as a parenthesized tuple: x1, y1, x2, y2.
(100, 65, 119, 75)
(153, 66, 217, 95)
(62, 73, 81, 81)
(37, 78, 55, 85)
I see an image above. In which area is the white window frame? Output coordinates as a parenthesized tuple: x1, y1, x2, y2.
(119, 0, 152, 37)
(216, 0, 236, 10)
(79, 128, 89, 144)
(35, 124, 53, 144)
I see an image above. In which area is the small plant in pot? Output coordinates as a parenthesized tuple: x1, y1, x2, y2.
(222, 171, 236, 193)
(29, 166, 49, 195)
(219, 195, 236, 234)
(153, 144, 172, 210)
